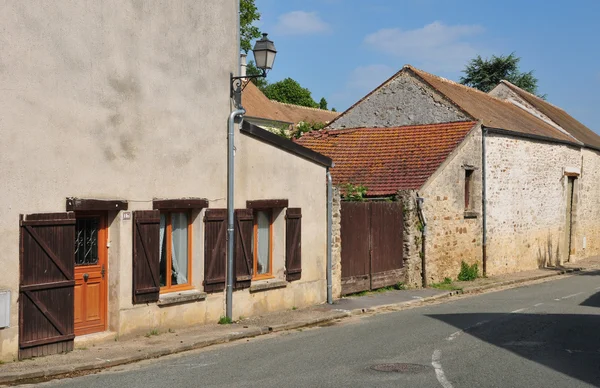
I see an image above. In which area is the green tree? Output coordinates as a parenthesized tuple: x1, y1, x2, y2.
(263, 78, 318, 108)
(319, 97, 328, 110)
(331, 107, 337, 112)
(460, 53, 543, 97)
(246, 60, 268, 90)
(240, 0, 261, 53)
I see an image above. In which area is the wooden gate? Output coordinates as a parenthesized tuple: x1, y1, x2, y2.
(19, 212, 76, 359)
(340, 202, 403, 295)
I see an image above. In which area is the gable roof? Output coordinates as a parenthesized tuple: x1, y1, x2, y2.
(243, 82, 338, 126)
(296, 121, 478, 196)
(406, 66, 579, 144)
(326, 65, 580, 145)
(495, 80, 600, 150)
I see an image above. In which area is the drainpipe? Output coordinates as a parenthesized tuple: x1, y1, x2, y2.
(416, 196, 427, 287)
(226, 108, 245, 320)
(226, 0, 245, 321)
(326, 169, 333, 304)
(482, 126, 488, 276)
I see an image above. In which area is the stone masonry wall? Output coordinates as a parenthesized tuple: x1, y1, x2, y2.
(398, 190, 423, 288)
(331, 187, 342, 299)
(420, 126, 483, 283)
(573, 148, 600, 260)
(485, 134, 582, 274)
(330, 72, 471, 129)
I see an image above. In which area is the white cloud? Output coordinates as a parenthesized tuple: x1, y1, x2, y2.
(273, 11, 330, 36)
(364, 21, 484, 72)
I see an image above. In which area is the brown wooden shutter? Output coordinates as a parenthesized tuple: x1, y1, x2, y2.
(285, 208, 302, 281)
(234, 209, 254, 289)
(204, 209, 227, 292)
(19, 212, 76, 360)
(132, 210, 160, 304)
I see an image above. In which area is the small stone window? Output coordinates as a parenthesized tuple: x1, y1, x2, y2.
(463, 166, 477, 219)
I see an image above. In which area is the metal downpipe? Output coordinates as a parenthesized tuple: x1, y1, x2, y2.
(326, 170, 333, 304)
(226, 108, 245, 320)
(482, 126, 488, 276)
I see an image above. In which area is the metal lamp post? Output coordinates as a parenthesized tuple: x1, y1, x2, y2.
(226, 34, 276, 321)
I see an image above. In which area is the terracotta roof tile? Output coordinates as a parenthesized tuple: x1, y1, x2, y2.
(243, 82, 338, 126)
(407, 66, 579, 144)
(296, 121, 478, 196)
(498, 80, 600, 149)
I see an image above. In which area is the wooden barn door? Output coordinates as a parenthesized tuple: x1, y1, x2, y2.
(19, 212, 76, 359)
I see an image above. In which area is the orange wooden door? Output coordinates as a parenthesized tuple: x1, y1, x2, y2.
(74, 214, 108, 336)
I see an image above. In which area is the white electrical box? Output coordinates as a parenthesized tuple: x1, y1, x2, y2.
(0, 290, 9, 328)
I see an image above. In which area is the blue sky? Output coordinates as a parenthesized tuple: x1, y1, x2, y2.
(253, 0, 600, 132)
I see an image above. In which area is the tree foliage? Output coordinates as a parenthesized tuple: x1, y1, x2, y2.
(294, 121, 326, 139)
(460, 53, 543, 97)
(240, 0, 261, 53)
(246, 60, 268, 90)
(319, 97, 328, 110)
(263, 78, 318, 108)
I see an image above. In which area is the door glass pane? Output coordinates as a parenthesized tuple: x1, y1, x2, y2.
(256, 211, 270, 275)
(171, 212, 188, 285)
(159, 214, 167, 287)
(75, 217, 99, 266)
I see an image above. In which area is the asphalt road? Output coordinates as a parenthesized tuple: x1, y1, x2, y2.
(31, 271, 600, 388)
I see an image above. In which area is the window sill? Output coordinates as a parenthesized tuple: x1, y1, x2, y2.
(249, 280, 287, 293)
(157, 290, 207, 307)
(464, 211, 479, 219)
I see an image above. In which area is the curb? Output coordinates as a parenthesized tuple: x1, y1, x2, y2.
(461, 267, 581, 294)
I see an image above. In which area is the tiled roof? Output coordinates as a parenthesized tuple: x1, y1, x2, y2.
(407, 66, 579, 144)
(326, 65, 580, 145)
(296, 121, 478, 196)
(243, 82, 338, 126)
(498, 80, 600, 149)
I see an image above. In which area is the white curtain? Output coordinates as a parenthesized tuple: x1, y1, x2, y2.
(171, 212, 188, 285)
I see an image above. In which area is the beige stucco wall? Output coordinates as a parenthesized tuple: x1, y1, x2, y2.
(485, 134, 582, 275)
(0, 1, 330, 361)
(419, 126, 483, 283)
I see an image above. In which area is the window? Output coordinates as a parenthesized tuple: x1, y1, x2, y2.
(465, 169, 474, 210)
(252, 209, 273, 279)
(159, 211, 192, 292)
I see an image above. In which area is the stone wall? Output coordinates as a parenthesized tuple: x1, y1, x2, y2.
(485, 133, 582, 274)
(330, 72, 471, 129)
(398, 190, 423, 288)
(572, 148, 600, 260)
(331, 188, 342, 298)
(419, 126, 483, 283)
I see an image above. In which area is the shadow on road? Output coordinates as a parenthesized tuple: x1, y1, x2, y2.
(427, 312, 600, 386)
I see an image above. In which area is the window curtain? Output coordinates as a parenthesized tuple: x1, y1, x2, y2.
(171, 212, 188, 285)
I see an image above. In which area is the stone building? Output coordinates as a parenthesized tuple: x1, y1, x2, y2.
(301, 64, 600, 285)
(0, 1, 332, 361)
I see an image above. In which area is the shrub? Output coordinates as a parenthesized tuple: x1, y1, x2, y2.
(457, 261, 479, 281)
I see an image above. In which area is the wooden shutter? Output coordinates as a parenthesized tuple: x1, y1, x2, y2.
(19, 212, 76, 360)
(204, 209, 227, 293)
(285, 208, 302, 281)
(234, 209, 254, 289)
(132, 210, 160, 304)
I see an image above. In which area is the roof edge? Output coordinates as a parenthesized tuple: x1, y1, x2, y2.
(483, 125, 583, 149)
(240, 120, 333, 168)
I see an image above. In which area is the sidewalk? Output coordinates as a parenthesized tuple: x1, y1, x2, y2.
(1, 256, 598, 385)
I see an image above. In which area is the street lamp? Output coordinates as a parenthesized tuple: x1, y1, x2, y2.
(226, 33, 276, 321)
(230, 33, 277, 108)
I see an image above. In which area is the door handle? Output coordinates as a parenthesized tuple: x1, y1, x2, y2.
(83, 273, 89, 282)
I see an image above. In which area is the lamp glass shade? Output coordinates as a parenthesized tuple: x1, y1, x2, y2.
(252, 33, 277, 70)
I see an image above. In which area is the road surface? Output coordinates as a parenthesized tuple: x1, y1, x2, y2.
(31, 271, 600, 387)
